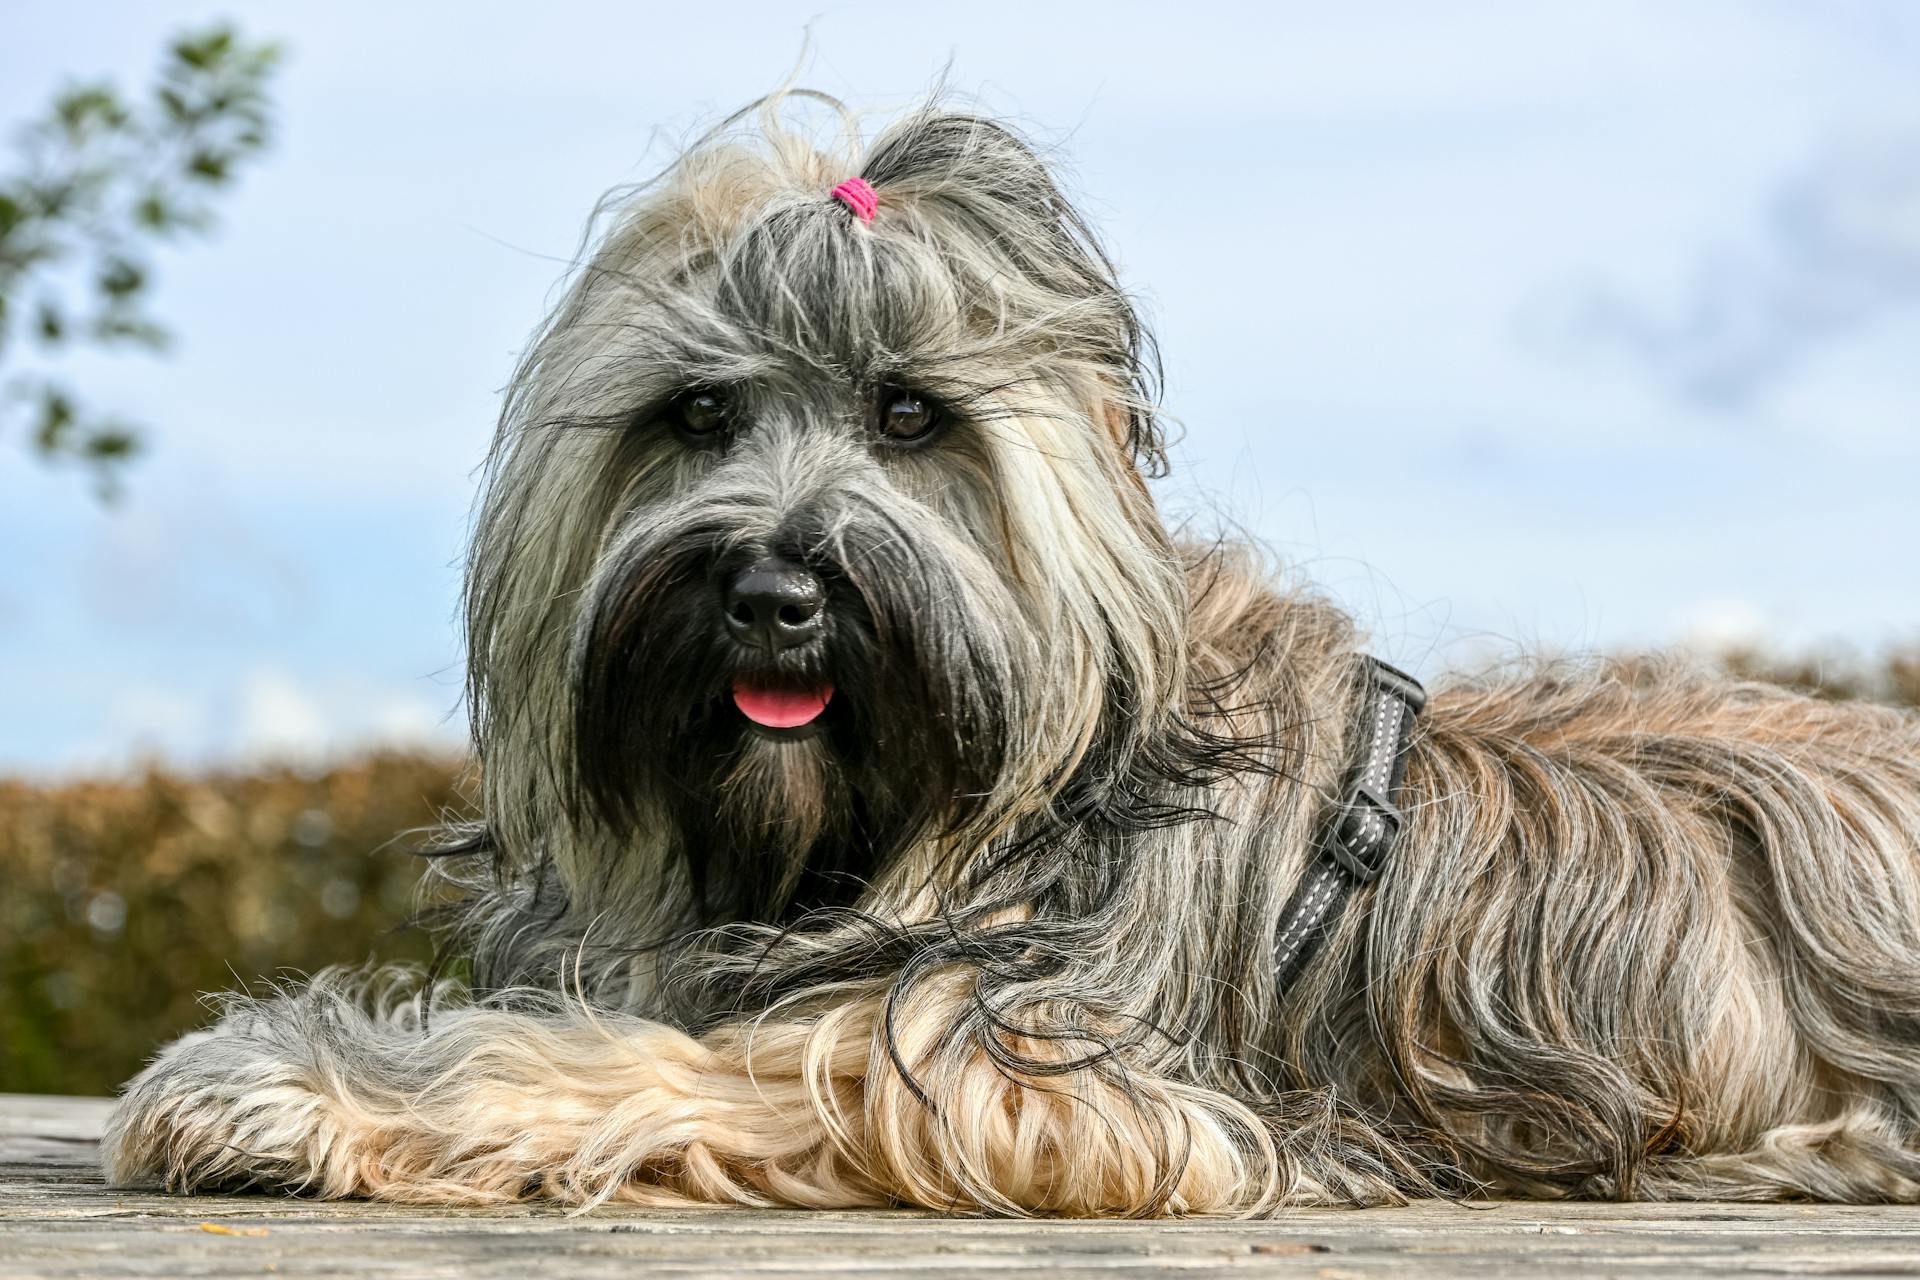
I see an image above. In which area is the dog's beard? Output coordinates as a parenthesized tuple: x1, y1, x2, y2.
(713, 733, 850, 911)
(568, 496, 1019, 924)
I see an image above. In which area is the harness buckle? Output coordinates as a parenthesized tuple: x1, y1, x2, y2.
(1327, 781, 1403, 881)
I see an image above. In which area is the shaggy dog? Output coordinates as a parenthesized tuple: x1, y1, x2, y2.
(105, 95, 1920, 1215)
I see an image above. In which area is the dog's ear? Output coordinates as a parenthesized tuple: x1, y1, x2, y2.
(862, 112, 1168, 478)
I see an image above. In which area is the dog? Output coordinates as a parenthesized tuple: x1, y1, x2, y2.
(104, 94, 1920, 1215)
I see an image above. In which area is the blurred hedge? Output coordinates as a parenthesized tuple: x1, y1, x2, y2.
(0, 751, 467, 1095)
(1717, 646, 1920, 708)
(1, 647, 1914, 1097)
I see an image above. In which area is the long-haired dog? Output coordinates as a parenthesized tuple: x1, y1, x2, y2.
(105, 94, 1920, 1215)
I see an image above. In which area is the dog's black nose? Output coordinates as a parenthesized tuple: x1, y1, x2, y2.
(724, 558, 825, 652)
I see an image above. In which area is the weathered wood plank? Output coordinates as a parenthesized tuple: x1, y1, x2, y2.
(5, 1094, 1919, 1278)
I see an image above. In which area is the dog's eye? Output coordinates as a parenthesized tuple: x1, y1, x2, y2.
(878, 389, 942, 443)
(670, 390, 728, 437)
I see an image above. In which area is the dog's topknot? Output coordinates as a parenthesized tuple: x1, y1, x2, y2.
(524, 92, 1167, 478)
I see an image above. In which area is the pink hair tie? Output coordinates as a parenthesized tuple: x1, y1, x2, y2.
(830, 177, 878, 224)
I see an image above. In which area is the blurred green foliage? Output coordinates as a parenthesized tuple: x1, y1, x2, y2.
(1, 25, 278, 496)
(0, 647, 1913, 1097)
(0, 751, 464, 1096)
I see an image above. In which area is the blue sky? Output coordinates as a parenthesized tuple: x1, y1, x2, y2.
(3, 1, 1916, 773)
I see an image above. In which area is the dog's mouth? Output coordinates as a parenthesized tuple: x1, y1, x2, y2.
(731, 679, 835, 733)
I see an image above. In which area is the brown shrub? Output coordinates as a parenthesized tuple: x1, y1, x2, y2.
(0, 751, 468, 1095)
(1718, 646, 1920, 708)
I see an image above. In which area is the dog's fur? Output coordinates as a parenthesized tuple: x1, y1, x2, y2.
(104, 95, 1920, 1215)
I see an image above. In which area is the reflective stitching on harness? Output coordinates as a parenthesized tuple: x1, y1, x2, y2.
(1272, 863, 1341, 972)
(1272, 658, 1425, 992)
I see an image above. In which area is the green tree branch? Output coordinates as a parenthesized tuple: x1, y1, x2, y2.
(0, 25, 279, 498)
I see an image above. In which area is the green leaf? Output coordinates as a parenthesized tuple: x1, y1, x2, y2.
(52, 86, 128, 138)
(134, 193, 171, 230)
(83, 428, 139, 459)
(35, 301, 64, 343)
(185, 151, 230, 183)
(25, 177, 75, 220)
(91, 314, 170, 349)
(32, 389, 75, 452)
(172, 28, 234, 70)
(157, 86, 191, 124)
(98, 257, 146, 299)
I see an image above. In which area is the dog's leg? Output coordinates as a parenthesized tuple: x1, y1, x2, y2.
(105, 971, 1414, 1214)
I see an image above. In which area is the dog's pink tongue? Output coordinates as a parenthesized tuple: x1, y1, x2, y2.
(732, 682, 834, 729)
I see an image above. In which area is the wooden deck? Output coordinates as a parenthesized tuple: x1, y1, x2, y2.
(4, 1094, 1919, 1278)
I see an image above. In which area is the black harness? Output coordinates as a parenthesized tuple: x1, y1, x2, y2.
(1271, 656, 1426, 993)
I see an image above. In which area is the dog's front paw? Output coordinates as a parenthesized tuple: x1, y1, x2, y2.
(103, 1018, 358, 1196)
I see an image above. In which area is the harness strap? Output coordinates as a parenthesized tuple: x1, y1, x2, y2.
(1271, 656, 1426, 993)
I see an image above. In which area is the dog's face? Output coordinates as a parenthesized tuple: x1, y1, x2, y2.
(467, 109, 1191, 922)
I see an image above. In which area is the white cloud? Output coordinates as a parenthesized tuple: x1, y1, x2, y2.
(1678, 599, 1770, 654)
(234, 667, 463, 764)
(1544, 130, 1920, 411)
(40, 669, 464, 773)
(370, 692, 461, 745)
(236, 668, 336, 761)
(106, 687, 212, 761)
